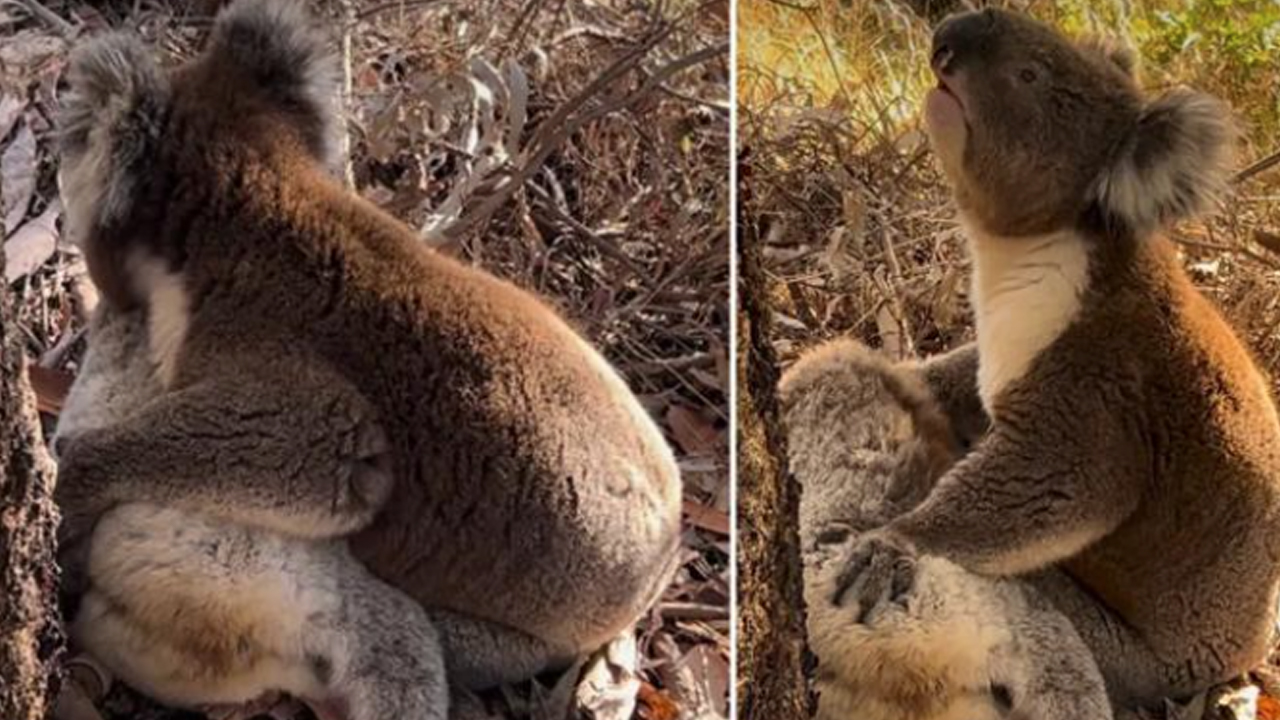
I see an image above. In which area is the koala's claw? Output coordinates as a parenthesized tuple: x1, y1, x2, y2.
(832, 533, 917, 624)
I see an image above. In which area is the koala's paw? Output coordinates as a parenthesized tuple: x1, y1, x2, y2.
(832, 532, 918, 624)
(323, 418, 394, 532)
(51, 446, 114, 552)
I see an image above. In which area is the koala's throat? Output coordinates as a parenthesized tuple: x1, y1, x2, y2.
(964, 217, 1091, 412)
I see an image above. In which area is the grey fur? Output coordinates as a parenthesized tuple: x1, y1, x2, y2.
(58, 32, 168, 256)
(207, 0, 342, 165)
(1092, 89, 1237, 233)
(56, 308, 396, 544)
(60, 307, 446, 720)
(782, 340, 1110, 720)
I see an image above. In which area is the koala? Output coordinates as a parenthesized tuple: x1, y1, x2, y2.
(836, 7, 1280, 712)
(781, 340, 1111, 720)
(53, 0, 682, 712)
(57, 306, 449, 720)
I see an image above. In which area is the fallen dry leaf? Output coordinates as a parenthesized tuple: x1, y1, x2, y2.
(1257, 694, 1280, 720)
(0, 30, 66, 69)
(636, 682, 680, 720)
(0, 94, 24, 141)
(666, 404, 722, 458)
(682, 499, 729, 536)
(1255, 229, 1280, 256)
(27, 364, 72, 414)
(3, 119, 37, 235)
(575, 633, 640, 720)
(5, 200, 60, 281)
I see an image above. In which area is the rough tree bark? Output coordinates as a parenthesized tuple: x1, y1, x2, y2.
(0, 241, 63, 716)
(736, 147, 814, 720)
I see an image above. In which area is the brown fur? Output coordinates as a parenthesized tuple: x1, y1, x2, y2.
(55, 0, 682, 692)
(783, 341, 1110, 720)
(839, 8, 1280, 709)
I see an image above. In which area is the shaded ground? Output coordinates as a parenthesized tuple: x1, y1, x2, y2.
(0, 0, 729, 718)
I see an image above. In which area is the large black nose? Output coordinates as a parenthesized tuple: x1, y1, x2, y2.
(931, 8, 997, 75)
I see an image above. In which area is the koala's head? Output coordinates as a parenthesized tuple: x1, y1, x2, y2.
(923, 8, 1235, 237)
(58, 0, 337, 307)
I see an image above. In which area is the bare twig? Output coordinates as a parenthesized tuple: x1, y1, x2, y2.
(6, 0, 77, 37)
(354, 0, 445, 21)
(1233, 148, 1280, 185)
(340, 0, 356, 188)
(441, 35, 727, 240)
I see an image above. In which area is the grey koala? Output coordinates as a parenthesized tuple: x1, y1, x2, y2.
(837, 8, 1280, 712)
(58, 307, 448, 720)
(52, 0, 682, 715)
(781, 339, 1111, 720)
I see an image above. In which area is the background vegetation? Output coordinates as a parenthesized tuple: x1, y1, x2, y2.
(739, 1, 1280, 718)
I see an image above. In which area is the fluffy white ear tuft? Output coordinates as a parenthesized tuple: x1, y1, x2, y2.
(1091, 90, 1236, 234)
(58, 32, 169, 246)
(1078, 35, 1138, 78)
(208, 0, 341, 167)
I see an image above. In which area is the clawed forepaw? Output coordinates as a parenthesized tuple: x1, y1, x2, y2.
(832, 532, 918, 623)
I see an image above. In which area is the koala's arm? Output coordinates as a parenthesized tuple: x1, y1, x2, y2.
(884, 393, 1143, 576)
(55, 358, 393, 542)
(914, 342, 989, 447)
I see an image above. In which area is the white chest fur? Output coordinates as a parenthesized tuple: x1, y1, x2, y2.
(128, 252, 191, 389)
(964, 219, 1090, 413)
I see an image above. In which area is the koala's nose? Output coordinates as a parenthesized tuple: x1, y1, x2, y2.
(932, 8, 997, 75)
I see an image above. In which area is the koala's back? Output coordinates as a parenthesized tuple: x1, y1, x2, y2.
(1009, 237, 1280, 656)
(60, 2, 682, 659)
(151, 134, 681, 652)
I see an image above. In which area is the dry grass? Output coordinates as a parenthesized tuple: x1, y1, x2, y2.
(740, 1, 1280, 718)
(740, 0, 1280, 380)
(0, 0, 728, 718)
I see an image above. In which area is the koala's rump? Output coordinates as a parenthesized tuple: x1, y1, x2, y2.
(345, 437, 680, 653)
(1026, 254, 1280, 665)
(319, 268, 683, 653)
(165, 171, 684, 654)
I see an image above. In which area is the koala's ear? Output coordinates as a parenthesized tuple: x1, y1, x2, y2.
(1078, 35, 1137, 78)
(207, 0, 340, 165)
(59, 32, 169, 241)
(1091, 90, 1236, 233)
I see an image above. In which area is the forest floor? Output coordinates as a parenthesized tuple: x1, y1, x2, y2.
(0, 0, 730, 718)
(740, 1, 1280, 719)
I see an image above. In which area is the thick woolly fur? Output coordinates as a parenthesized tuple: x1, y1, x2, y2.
(780, 341, 1109, 720)
(852, 7, 1280, 710)
(59, 308, 448, 719)
(54, 0, 683, 710)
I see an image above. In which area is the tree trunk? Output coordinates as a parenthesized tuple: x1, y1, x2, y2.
(0, 246, 63, 716)
(735, 147, 814, 720)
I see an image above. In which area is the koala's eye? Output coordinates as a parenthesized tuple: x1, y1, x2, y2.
(1019, 68, 1038, 84)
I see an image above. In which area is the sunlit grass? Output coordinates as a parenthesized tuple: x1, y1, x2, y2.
(739, 0, 1280, 155)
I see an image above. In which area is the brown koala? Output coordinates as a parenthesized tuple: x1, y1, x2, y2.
(785, 341, 1110, 720)
(836, 8, 1280, 711)
(53, 0, 682, 712)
